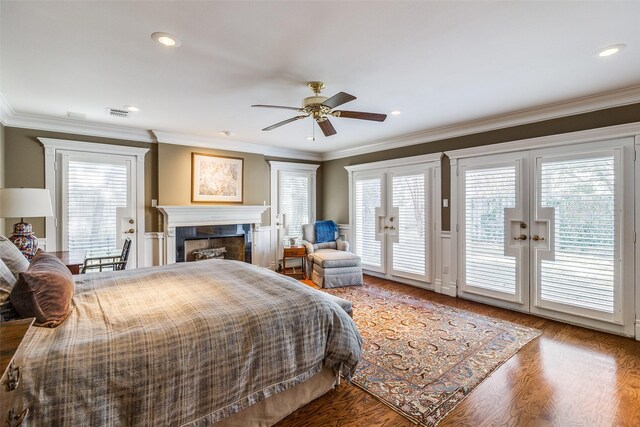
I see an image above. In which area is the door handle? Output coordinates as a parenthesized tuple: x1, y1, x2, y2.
(531, 235, 545, 241)
(514, 234, 527, 240)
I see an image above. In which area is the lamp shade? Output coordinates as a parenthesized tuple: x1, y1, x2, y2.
(0, 188, 54, 218)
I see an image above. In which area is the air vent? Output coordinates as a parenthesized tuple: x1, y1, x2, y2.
(106, 108, 129, 118)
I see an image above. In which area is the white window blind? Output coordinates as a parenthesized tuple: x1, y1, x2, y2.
(540, 156, 615, 313)
(280, 173, 310, 240)
(355, 177, 382, 268)
(392, 173, 427, 277)
(66, 160, 128, 253)
(464, 166, 517, 294)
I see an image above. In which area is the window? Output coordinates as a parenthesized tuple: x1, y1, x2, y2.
(66, 159, 128, 253)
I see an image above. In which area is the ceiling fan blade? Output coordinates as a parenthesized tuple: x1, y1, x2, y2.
(262, 115, 307, 131)
(322, 92, 356, 109)
(252, 104, 304, 112)
(317, 119, 337, 137)
(334, 110, 387, 122)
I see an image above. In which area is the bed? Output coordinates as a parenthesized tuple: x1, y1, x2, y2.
(16, 259, 362, 426)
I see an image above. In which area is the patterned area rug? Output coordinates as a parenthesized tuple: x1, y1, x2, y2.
(324, 285, 541, 426)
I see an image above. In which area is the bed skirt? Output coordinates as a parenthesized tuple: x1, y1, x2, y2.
(214, 366, 338, 426)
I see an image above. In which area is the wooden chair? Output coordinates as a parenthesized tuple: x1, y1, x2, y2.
(81, 238, 131, 273)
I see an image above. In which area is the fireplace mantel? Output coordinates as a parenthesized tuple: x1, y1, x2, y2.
(158, 205, 269, 227)
(157, 205, 270, 264)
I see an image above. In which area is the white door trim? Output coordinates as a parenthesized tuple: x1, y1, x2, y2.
(634, 134, 640, 341)
(449, 126, 638, 337)
(346, 153, 442, 289)
(39, 138, 148, 268)
(268, 161, 319, 271)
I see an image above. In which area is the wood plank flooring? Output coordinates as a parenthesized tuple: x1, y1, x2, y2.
(277, 275, 640, 427)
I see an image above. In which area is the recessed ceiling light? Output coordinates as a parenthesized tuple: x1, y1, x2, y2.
(390, 110, 402, 115)
(220, 131, 231, 136)
(596, 44, 626, 57)
(151, 32, 182, 47)
(306, 136, 314, 141)
(124, 105, 139, 112)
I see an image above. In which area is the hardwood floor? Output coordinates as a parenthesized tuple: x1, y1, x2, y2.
(277, 275, 640, 427)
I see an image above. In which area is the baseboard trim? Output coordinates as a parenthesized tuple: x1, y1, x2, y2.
(635, 321, 640, 341)
(434, 279, 442, 294)
(439, 281, 457, 297)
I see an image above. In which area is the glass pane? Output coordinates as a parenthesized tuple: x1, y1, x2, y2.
(281, 174, 310, 240)
(392, 174, 426, 276)
(355, 177, 382, 268)
(464, 166, 517, 294)
(540, 156, 615, 313)
(67, 160, 128, 253)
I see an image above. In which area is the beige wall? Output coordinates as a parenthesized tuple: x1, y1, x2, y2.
(157, 143, 322, 226)
(4, 102, 639, 237)
(1, 124, 322, 237)
(322, 103, 640, 230)
(3, 127, 158, 236)
(158, 143, 271, 224)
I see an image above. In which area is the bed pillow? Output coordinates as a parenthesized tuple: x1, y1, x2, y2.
(0, 259, 16, 306)
(0, 234, 30, 278)
(10, 250, 74, 327)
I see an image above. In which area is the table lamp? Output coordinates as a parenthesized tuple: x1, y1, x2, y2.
(0, 188, 54, 260)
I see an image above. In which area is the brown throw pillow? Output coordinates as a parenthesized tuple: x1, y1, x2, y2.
(10, 250, 74, 327)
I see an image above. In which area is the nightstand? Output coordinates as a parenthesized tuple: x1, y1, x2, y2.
(282, 246, 306, 280)
(1, 318, 35, 427)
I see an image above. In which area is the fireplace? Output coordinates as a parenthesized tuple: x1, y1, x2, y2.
(157, 205, 269, 265)
(176, 224, 251, 263)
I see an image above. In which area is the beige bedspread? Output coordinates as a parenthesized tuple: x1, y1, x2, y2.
(19, 260, 362, 426)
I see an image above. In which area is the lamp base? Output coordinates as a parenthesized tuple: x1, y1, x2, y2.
(9, 220, 39, 260)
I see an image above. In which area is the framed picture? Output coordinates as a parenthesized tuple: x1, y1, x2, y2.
(191, 153, 243, 203)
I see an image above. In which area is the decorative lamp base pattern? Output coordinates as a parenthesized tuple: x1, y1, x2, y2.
(9, 221, 39, 260)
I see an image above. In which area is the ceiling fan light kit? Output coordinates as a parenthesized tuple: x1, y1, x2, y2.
(252, 81, 387, 137)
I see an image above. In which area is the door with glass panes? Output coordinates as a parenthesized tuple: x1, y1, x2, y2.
(59, 151, 138, 268)
(352, 164, 434, 284)
(457, 138, 634, 335)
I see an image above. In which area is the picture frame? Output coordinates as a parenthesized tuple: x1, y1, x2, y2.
(191, 153, 243, 203)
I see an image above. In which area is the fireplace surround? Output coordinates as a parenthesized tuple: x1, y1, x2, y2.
(157, 205, 269, 265)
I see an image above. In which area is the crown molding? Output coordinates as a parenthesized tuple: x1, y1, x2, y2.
(0, 92, 14, 125)
(2, 85, 639, 162)
(1, 109, 155, 143)
(445, 121, 640, 160)
(152, 130, 323, 161)
(321, 85, 640, 161)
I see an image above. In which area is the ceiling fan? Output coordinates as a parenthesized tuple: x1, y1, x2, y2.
(251, 81, 387, 137)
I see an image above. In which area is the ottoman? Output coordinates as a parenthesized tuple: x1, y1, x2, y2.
(310, 251, 363, 288)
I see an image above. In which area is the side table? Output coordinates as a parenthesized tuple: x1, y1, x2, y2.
(282, 246, 306, 280)
(49, 250, 86, 275)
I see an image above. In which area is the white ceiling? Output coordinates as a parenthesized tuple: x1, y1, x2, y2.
(1, 1, 639, 156)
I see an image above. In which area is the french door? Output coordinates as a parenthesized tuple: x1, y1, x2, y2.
(457, 138, 634, 335)
(352, 163, 436, 285)
(269, 162, 318, 270)
(58, 151, 139, 268)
